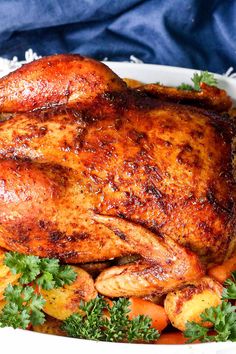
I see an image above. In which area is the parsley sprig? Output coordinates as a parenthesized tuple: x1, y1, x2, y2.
(222, 272, 236, 300)
(184, 302, 236, 343)
(62, 297, 159, 343)
(0, 252, 77, 329)
(184, 272, 236, 343)
(178, 71, 217, 91)
(0, 284, 45, 329)
(4, 252, 77, 290)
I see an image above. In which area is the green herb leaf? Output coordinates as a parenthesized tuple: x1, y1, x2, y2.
(127, 315, 158, 342)
(4, 252, 41, 284)
(62, 297, 159, 343)
(53, 265, 77, 288)
(177, 83, 194, 91)
(184, 321, 209, 343)
(4, 252, 77, 290)
(178, 71, 217, 91)
(1, 252, 77, 330)
(222, 272, 236, 300)
(63, 298, 107, 341)
(184, 272, 236, 343)
(0, 285, 45, 329)
(191, 71, 217, 91)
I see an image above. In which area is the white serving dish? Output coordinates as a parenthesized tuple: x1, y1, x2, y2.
(0, 61, 236, 354)
(106, 62, 236, 105)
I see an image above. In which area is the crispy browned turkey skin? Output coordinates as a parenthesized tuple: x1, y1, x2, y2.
(0, 54, 235, 297)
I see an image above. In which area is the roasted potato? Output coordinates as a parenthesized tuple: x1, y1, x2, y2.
(33, 315, 67, 336)
(164, 277, 223, 331)
(0, 249, 20, 300)
(41, 266, 97, 320)
(208, 255, 236, 283)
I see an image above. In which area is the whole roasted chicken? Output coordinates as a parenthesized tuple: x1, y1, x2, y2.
(0, 54, 235, 298)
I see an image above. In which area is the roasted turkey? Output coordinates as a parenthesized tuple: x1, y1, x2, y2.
(0, 54, 235, 297)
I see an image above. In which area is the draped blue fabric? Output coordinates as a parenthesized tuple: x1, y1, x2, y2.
(0, 0, 235, 73)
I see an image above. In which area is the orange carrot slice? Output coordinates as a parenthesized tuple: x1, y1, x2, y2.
(208, 255, 236, 283)
(155, 332, 187, 344)
(128, 297, 169, 332)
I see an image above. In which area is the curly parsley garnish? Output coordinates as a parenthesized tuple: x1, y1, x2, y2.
(4, 251, 77, 290)
(177, 83, 194, 91)
(0, 284, 45, 329)
(178, 71, 217, 91)
(62, 297, 159, 343)
(0, 252, 77, 329)
(184, 272, 236, 343)
(222, 272, 236, 300)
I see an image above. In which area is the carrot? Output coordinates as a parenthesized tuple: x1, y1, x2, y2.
(208, 255, 236, 283)
(128, 297, 169, 332)
(155, 332, 187, 344)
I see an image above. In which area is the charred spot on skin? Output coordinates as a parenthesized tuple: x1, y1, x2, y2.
(74, 232, 90, 241)
(11, 233, 30, 245)
(49, 231, 64, 243)
(60, 141, 73, 152)
(102, 91, 127, 108)
(190, 130, 204, 139)
(123, 160, 139, 176)
(128, 129, 148, 144)
(108, 177, 119, 192)
(8, 223, 33, 245)
(182, 144, 193, 152)
(114, 118, 123, 130)
(50, 230, 90, 243)
(177, 144, 201, 168)
(123, 191, 144, 208)
(113, 229, 127, 241)
(148, 221, 165, 237)
(117, 212, 126, 219)
(80, 112, 99, 125)
(219, 168, 234, 183)
(145, 184, 163, 199)
(8, 233, 30, 246)
(197, 221, 213, 234)
(47, 250, 79, 261)
(73, 127, 88, 150)
(144, 165, 162, 181)
(209, 115, 236, 144)
(38, 220, 47, 229)
(206, 189, 234, 215)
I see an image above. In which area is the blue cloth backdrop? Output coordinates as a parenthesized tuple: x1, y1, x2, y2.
(0, 0, 235, 74)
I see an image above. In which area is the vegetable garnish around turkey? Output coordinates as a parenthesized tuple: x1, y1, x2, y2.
(0, 252, 77, 329)
(4, 251, 77, 289)
(0, 54, 235, 345)
(62, 297, 159, 343)
(183, 272, 236, 343)
(0, 284, 46, 329)
(0, 251, 160, 343)
(178, 71, 218, 91)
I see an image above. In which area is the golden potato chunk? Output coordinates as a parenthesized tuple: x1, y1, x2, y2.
(0, 249, 20, 300)
(164, 277, 223, 331)
(40, 266, 97, 320)
(33, 315, 67, 336)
